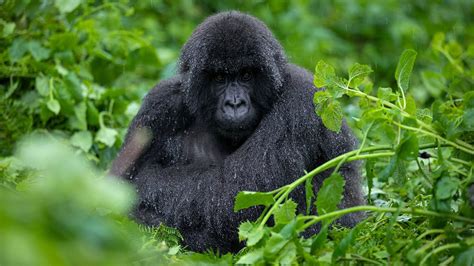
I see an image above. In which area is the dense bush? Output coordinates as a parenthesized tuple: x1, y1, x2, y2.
(0, 1, 473, 265)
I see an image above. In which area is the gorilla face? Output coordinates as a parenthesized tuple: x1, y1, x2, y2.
(210, 70, 260, 141)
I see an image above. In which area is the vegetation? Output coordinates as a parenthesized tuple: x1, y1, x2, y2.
(0, 0, 473, 265)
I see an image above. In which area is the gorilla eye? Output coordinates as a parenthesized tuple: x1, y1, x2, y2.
(241, 72, 252, 81)
(214, 74, 225, 83)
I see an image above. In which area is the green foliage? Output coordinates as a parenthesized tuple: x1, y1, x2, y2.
(234, 191, 275, 212)
(0, 137, 169, 265)
(234, 44, 473, 264)
(0, 0, 162, 165)
(316, 173, 345, 216)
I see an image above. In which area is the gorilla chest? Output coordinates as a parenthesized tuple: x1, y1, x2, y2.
(163, 127, 235, 167)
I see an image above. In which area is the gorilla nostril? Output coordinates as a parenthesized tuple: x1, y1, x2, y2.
(224, 101, 236, 109)
(236, 101, 246, 108)
(224, 99, 246, 109)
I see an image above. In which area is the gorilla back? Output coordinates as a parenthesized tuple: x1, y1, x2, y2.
(111, 11, 365, 252)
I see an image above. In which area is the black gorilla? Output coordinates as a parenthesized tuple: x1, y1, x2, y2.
(111, 11, 365, 252)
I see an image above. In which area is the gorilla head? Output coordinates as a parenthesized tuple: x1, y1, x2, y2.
(179, 12, 288, 143)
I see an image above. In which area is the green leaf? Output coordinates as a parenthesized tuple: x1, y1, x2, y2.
(27, 40, 50, 61)
(431, 32, 445, 51)
(316, 173, 345, 216)
(313, 90, 330, 115)
(395, 49, 417, 92)
(274, 200, 297, 225)
(464, 91, 474, 109)
(279, 219, 299, 239)
(9, 38, 29, 62)
(348, 63, 373, 87)
(416, 108, 432, 124)
(377, 87, 397, 102)
(313, 90, 331, 105)
(238, 221, 253, 241)
(264, 233, 288, 256)
(87, 102, 100, 126)
(247, 229, 264, 246)
(238, 221, 265, 246)
(454, 247, 474, 266)
(305, 176, 315, 215)
(405, 95, 417, 115)
(310, 222, 331, 253)
(446, 41, 463, 58)
(64, 73, 84, 100)
(314, 60, 336, 88)
(54, 0, 81, 13)
(56, 64, 69, 76)
(70, 102, 87, 131)
(234, 191, 275, 212)
(47, 99, 61, 115)
(464, 109, 474, 130)
(2, 22, 15, 37)
(421, 71, 446, 97)
(332, 223, 363, 262)
(397, 133, 419, 161)
(35, 75, 50, 97)
(95, 127, 118, 147)
(276, 242, 297, 265)
(436, 177, 459, 200)
(70, 131, 93, 152)
(328, 76, 348, 97)
(236, 248, 263, 264)
(320, 100, 343, 132)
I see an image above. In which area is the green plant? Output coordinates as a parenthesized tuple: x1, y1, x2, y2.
(233, 44, 473, 264)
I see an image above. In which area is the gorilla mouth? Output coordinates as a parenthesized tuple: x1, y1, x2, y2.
(215, 113, 258, 141)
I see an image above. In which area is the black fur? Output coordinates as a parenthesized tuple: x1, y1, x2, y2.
(111, 11, 365, 252)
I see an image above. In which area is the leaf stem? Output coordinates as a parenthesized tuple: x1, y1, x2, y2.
(258, 143, 444, 227)
(344, 87, 474, 152)
(300, 205, 474, 230)
(420, 243, 461, 265)
(393, 122, 473, 154)
(416, 229, 444, 241)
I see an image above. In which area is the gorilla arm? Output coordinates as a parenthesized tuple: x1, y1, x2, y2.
(109, 75, 189, 177)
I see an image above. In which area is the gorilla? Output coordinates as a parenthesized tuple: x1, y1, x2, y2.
(111, 11, 365, 252)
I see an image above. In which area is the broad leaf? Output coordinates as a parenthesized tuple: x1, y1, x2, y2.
(310, 222, 331, 253)
(35, 75, 50, 97)
(397, 133, 419, 161)
(436, 177, 459, 200)
(70, 131, 93, 152)
(332, 223, 363, 262)
(238, 221, 253, 241)
(27, 40, 50, 61)
(320, 100, 343, 132)
(9, 38, 28, 62)
(234, 191, 274, 212)
(47, 99, 61, 115)
(314, 60, 336, 87)
(236, 248, 263, 264)
(274, 200, 297, 225)
(55, 0, 81, 13)
(264, 233, 287, 256)
(95, 127, 118, 147)
(316, 173, 345, 216)
(348, 63, 373, 87)
(454, 247, 474, 266)
(305, 176, 315, 215)
(395, 49, 417, 92)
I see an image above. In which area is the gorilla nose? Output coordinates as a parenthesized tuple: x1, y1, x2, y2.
(224, 97, 248, 116)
